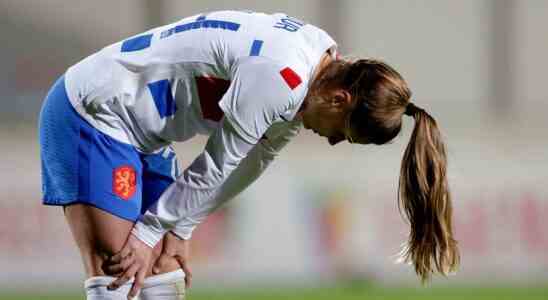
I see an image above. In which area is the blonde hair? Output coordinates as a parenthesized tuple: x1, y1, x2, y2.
(328, 58, 460, 282)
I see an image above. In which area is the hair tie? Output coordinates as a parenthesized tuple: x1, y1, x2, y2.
(404, 102, 420, 116)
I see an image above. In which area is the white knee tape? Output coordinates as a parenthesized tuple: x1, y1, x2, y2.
(139, 269, 186, 300)
(84, 276, 135, 300)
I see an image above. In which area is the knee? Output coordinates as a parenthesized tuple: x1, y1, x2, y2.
(74, 234, 127, 277)
(151, 255, 180, 275)
(64, 204, 134, 276)
(148, 239, 180, 276)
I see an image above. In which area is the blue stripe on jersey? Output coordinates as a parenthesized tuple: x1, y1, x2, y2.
(249, 40, 264, 56)
(161, 19, 240, 39)
(148, 80, 177, 117)
(175, 20, 240, 32)
(121, 34, 153, 52)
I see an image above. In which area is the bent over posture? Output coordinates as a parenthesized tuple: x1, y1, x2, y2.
(39, 10, 459, 300)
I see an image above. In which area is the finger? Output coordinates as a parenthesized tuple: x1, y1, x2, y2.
(104, 254, 135, 275)
(107, 263, 139, 291)
(176, 256, 192, 289)
(109, 245, 132, 264)
(128, 267, 147, 300)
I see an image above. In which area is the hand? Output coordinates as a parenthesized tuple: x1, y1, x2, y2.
(152, 231, 192, 289)
(106, 233, 153, 299)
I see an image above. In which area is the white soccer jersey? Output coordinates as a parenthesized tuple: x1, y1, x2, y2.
(64, 10, 337, 246)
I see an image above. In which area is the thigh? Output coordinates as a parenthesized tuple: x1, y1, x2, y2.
(65, 143, 183, 277)
(64, 204, 134, 277)
(64, 204, 168, 277)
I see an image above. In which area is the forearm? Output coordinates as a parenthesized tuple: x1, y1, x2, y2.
(170, 120, 301, 239)
(170, 121, 301, 239)
(207, 141, 274, 202)
(133, 120, 254, 247)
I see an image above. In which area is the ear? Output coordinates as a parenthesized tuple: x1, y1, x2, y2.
(330, 89, 352, 107)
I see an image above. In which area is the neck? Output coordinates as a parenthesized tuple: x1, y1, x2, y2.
(297, 52, 333, 116)
(313, 52, 333, 82)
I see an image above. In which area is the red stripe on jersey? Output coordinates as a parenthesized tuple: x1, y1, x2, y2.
(280, 67, 302, 90)
(195, 76, 231, 122)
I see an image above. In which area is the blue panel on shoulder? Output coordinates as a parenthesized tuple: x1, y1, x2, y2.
(249, 39, 263, 56)
(148, 79, 177, 117)
(121, 34, 153, 52)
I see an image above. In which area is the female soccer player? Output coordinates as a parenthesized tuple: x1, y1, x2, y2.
(39, 10, 459, 300)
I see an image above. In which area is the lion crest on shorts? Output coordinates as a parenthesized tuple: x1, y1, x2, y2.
(113, 165, 137, 200)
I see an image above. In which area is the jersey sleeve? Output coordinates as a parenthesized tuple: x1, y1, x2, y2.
(132, 58, 298, 247)
(170, 119, 301, 239)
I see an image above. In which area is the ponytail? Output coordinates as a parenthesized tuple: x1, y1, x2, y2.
(398, 104, 459, 282)
(335, 58, 459, 282)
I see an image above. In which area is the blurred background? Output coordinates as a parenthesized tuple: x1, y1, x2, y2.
(0, 0, 547, 299)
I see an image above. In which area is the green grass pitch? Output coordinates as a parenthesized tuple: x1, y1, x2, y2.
(2, 285, 548, 300)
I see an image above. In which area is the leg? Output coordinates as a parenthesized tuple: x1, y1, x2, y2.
(64, 204, 180, 277)
(64, 204, 134, 277)
(40, 75, 132, 299)
(39, 75, 180, 298)
(139, 233, 188, 299)
(139, 270, 186, 300)
(64, 204, 136, 299)
(65, 204, 182, 300)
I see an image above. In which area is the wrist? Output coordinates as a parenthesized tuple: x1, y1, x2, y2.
(132, 221, 166, 248)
